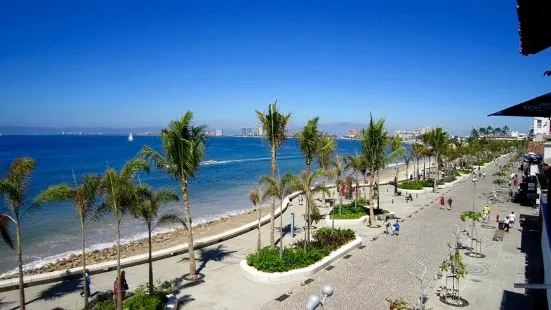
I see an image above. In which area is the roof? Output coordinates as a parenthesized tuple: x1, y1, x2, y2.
(489, 92, 551, 117)
(517, 0, 551, 55)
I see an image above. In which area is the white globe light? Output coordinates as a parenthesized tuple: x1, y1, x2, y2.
(306, 295, 321, 310)
(322, 285, 334, 297)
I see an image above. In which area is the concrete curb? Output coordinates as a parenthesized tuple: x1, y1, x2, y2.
(239, 236, 362, 284)
(323, 210, 396, 227)
(0, 191, 304, 292)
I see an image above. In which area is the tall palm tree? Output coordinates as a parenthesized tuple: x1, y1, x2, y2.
(260, 174, 292, 258)
(0, 157, 38, 309)
(248, 186, 268, 252)
(359, 114, 390, 228)
(421, 132, 433, 180)
(140, 111, 206, 280)
(296, 117, 322, 172)
(287, 170, 329, 249)
(315, 134, 336, 208)
(95, 159, 149, 310)
(345, 155, 364, 208)
(428, 127, 449, 193)
(411, 143, 425, 181)
(389, 136, 405, 193)
(256, 101, 291, 247)
(403, 155, 413, 180)
(130, 187, 182, 295)
(33, 173, 102, 309)
(330, 155, 347, 219)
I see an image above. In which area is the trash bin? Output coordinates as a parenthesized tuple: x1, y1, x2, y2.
(498, 220, 505, 230)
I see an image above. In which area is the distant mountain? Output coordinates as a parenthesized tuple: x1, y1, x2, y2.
(0, 126, 162, 135)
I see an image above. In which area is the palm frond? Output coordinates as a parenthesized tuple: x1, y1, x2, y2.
(120, 159, 150, 180)
(140, 145, 171, 174)
(256, 100, 292, 149)
(154, 189, 179, 204)
(0, 214, 14, 249)
(93, 202, 112, 221)
(31, 184, 73, 214)
(156, 212, 187, 229)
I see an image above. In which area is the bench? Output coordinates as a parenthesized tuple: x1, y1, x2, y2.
(493, 229, 505, 241)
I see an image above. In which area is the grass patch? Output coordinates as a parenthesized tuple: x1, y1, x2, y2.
(329, 202, 388, 219)
(246, 228, 355, 273)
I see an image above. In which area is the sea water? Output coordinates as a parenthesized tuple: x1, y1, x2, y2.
(0, 135, 408, 275)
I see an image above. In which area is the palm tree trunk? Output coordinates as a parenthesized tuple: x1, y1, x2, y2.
(147, 224, 153, 296)
(322, 178, 326, 208)
(423, 159, 426, 180)
(368, 166, 377, 227)
(417, 158, 420, 181)
(181, 179, 197, 279)
(279, 198, 284, 258)
(16, 222, 25, 310)
(363, 174, 368, 200)
(433, 156, 439, 193)
(405, 162, 409, 180)
(355, 173, 359, 208)
(116, 217, 122, 310)
(376, 170, 380, 210)
(81, 221, 89, 309)
(257, 207, 261, 252)
(304, 198, 308, 251)
(270, 146, 276, 249)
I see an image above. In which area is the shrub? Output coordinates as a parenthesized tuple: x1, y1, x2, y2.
(398, 181, 424, 190)
(247, 228, 356, 273)
(329, 203, 387, 219)
(93, 300, 115, 310)
(442, 176, 456, 183)
(92, 281, 170, 310)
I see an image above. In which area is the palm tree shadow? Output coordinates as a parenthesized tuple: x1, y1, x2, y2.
(8, 278, 83, 310)
(0, 297, 16, 310)
(196, 244, 237, 273)
(178, 294, 195, 306)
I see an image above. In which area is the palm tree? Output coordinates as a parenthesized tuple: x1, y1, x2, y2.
(0, 213, 14, 249)
(389, 136, 406, 193)
(33, 173, 102, 309)
(403, 155, 413, 181)
(315, 134, 336, 208)
(286, 170, 329, 249)
(130, 187, 181, 295)
(0, 157, 38, 309)
(421, 132, 433, 180)
(256, 101, 291, 247)
(248, 187, 268, 252)
(95, 159, 149, 310)
(140, 111, 206, 281)
(330, 155, 347, 219)
(359, 114, 390, 228)
(411, 143, 424, 181)
(296, 117, 322, 172)
(345, 155, 364, 208)
(428, 127, 449, 193)
(260, 174, 292, 257)
(503, 125, 510, 135)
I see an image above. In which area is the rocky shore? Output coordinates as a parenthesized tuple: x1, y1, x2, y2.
(1, 206, 272, 279)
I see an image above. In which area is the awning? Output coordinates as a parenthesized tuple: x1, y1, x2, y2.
(488, 92, 551, 117)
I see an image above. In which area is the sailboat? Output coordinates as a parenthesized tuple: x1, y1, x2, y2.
(128, 133, 133, 142)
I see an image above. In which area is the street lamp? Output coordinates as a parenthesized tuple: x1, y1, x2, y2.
(306, 285, 334, 310)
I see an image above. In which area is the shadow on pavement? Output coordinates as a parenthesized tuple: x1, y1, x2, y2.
(178, 294, 194, 306)
(197, 244, 237, 273)
(8, 277, 83, 310)
(516, 214, 547, 309)
(0, 297, 16, 310)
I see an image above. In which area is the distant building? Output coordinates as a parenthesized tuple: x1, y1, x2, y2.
(348, 129, 357, 138)
(258, 125, 264, 136)
(420, 126, 432, 135)
(395, 129, 421, 140)
(215, 129, 223, 136)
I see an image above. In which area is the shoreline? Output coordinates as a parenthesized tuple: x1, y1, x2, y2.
(0, 159, 427, 279)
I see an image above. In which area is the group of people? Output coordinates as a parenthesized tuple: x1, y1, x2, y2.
(439, 195, 452, 210)
(79, 269, 130, 304)
(383, 216, 400, 235)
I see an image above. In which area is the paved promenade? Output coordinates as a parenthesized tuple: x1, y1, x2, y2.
(1, 154, 539, 310)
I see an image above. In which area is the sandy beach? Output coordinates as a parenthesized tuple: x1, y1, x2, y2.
(1, 158, 431, 279)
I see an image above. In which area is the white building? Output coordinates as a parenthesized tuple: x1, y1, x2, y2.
(532, 117, 551, 141)
(215, 129, 223, 136)
(258, 125, 263, 136)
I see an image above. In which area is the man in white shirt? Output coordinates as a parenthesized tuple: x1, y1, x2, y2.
(508, 212, 516, 226)
(504, 216, 510, 232)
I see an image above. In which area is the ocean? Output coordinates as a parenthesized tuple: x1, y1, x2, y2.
(0, 135, 408, 275)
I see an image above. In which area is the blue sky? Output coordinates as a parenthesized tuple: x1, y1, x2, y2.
(1, 1, 549, 135)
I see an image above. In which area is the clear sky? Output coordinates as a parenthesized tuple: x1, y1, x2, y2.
(1, 1, 549, 135)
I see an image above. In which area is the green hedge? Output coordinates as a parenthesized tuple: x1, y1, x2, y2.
(246, 228, 355, 273)
(92, 281, 171, 310)
(398, 181, 424, 190)
(329, 203, 387, 219)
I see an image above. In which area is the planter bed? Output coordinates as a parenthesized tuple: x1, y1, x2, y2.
(240, 236, 362, 284)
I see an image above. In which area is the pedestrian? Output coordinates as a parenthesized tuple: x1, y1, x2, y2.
(114, 270, 130, 305)
(482, 172, 486, 179)
(447, 197, 452, 210)
(391, 220, 400, 235)
(508, 211, 516, 228)
(440, 196, 445, 209)
(383, 216, 391, 234)
(513, 177, 518, 186)
(504, 215, 511, 232)
(80, 269, 91, 297)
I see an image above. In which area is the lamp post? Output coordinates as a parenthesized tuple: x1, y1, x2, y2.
(306, 285, 334, 310)
(471, 178, 478, 250)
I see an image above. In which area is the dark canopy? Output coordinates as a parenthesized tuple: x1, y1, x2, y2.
(517, 0, 551, 55)
(489, 92, 551, 117)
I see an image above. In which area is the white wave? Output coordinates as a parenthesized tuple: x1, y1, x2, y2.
(0, 207, 256, 278)
(201, 155, 301, 166)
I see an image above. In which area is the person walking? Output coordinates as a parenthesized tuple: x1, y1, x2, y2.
(80, 269, 91, 297)
(440, 196, 445, 209)
(447, 197, 452, 210)
(391, 220, 400, 235)
(482, 172, 486, 179)
(383, 216, 391, 234)
(508, 211, 516, 229)
(483, 205, 490, 221)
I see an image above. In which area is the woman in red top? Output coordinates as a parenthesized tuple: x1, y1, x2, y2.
(440, 196, 445, 209)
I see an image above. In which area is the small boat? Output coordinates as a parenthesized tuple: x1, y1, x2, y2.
(204, 160, 216, 165)
(128, 133, 133, 142)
